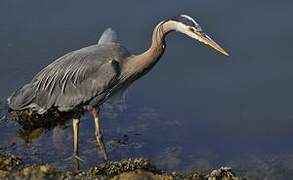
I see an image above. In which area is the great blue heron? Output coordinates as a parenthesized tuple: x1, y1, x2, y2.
(7, 14, 229, 161)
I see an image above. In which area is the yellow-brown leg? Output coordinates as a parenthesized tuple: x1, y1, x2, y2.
(65, 118, 83, 161)
(91, 108, 108, 161)
(73, 118, 79, 156)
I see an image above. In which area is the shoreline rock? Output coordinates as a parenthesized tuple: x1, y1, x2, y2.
(0, 153, 246, 180)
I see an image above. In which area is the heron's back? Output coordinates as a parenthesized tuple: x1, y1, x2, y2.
(8, 43, 131, 115)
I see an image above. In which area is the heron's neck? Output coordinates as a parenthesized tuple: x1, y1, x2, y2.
(124, 20, 177, 75)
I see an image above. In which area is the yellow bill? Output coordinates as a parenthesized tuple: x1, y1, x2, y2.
(194, 32, 230, 56)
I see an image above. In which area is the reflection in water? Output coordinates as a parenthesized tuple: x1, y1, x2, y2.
(52, 126, 68, 155)
(1, 98, 293, 178)
(16, 128, 45, 144)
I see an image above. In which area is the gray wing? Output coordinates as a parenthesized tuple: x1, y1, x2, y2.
(9, 44, 130, 113)
(98, 28, 118, 45)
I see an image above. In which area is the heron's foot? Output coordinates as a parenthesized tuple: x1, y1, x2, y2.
(64, 154, 85, 162)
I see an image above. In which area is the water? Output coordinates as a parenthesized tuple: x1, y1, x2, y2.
(1, 0, 293, 179)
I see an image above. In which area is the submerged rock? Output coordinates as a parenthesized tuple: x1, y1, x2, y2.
(0, 153, 245, 180)
(9, 164, 58, 180)
(206, 167, 242, 180)
(0, 154, 22, 177)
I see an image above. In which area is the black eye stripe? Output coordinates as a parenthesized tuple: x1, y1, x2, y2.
(172, 15, 203, 32)
(172, 16, 195, 26)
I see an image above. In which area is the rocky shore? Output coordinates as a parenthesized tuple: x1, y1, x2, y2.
(0, 153, 246, 180)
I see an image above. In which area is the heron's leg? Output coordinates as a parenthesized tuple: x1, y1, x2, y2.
(73, 118, 79, 156)
(91, 108, 108, 161)
(71, 118, 83, 161)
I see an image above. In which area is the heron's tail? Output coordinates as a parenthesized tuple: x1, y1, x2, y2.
(8, 83, 35, 111)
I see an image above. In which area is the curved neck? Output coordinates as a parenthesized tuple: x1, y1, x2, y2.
(147, 20, 176, 56)
(124, 20, 178, 74)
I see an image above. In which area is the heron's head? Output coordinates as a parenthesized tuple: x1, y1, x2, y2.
(171, 14, 229, 56)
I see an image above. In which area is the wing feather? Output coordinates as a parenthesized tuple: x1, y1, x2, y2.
(33, 45, 121, 110)
(8, 44, 131, 113)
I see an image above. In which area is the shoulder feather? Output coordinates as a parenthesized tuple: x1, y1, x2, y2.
(98, 28, 118, 44)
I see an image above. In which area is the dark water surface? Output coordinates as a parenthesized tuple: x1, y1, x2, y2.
(1, 0, 293, 179)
